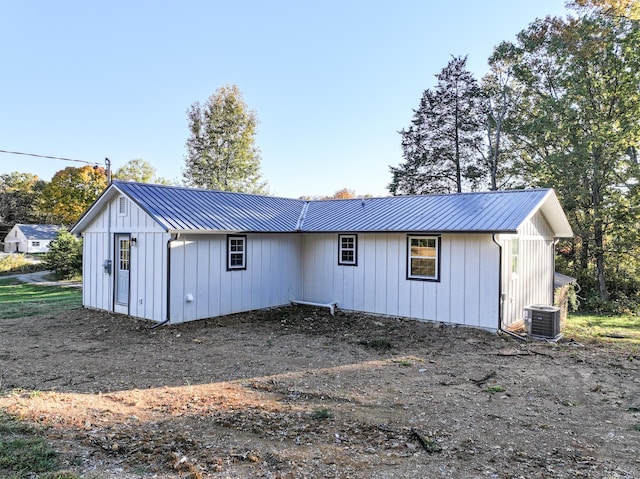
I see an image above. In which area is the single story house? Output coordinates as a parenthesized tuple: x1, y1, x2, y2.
(70, 181, 573, 331)
(3, 224, 64, 253)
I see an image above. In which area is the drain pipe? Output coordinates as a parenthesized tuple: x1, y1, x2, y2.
(491, 234, 504, 332)
(150, 234, 176, 329)
(290, 299, 337, 316)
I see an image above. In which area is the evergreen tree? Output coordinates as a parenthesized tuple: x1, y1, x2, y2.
(183, 85, 267, 193)
(44, 230, 82, 279)
(389, 56, 483, 195)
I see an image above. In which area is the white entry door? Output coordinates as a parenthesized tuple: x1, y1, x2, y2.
(114, 234, 130, 314)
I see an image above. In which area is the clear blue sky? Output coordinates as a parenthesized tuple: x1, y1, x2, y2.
(0, 1, 568, 198)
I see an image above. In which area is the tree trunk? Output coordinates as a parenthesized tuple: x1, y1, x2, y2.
(593, 218, 609, 301)
(454, 91, 462, 193)
(591, 152, 609, 302)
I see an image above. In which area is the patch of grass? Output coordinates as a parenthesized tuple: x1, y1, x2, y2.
(394, 359, 413, 367)
(0, 278, 82, 319)
(0, 411, 79, 478)
(563, 313, 640, 345)
(309, 407, 332, 420)
(483, 385, 506, 394)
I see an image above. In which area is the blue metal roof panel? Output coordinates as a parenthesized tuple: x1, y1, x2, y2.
(300, 189, 551, 233)
(108, 182, 560, 235)
(113, 181, 305, 232)
(17, 224, 64, 240)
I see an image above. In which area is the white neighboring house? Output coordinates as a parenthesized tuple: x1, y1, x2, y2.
(71, 181, 573, 331)
(3, 224, 65, 254)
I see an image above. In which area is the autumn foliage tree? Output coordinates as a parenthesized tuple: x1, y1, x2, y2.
(41, 166, 107, 225)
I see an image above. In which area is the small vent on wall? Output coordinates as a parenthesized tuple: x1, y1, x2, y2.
(118, 196, 128, 216)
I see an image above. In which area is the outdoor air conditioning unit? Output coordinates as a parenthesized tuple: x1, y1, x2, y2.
(524, 305, 561, 339)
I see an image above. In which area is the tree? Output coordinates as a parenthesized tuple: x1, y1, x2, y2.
(44, 230, 82, 279)
(41, 166, 107, 225)
(389, 56, 483, 195)
(477, 54, 523, 191)
(183, 85, 267, 193)
(495, 7, 640, 303)
(571, 0, 640, 19)
(332, 188, 356, 199)
(114, 159, 172, 184)
(0, 172, 47, 226)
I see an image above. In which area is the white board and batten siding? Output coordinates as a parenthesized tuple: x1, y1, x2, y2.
(301, 233, 500, 330)
(81, 195, 170, 321)
(500, 210, 556, 326)
(168, 233, 302, 323)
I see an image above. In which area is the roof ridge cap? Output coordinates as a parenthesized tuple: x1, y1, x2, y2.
(295, 202, 310, 230)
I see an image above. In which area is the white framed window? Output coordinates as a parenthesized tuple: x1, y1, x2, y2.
(118, 196, 128, 216)
(31, 241, 40, 247)
(227, 235, 247, 270)
(511, 238, 519, 275)
(338, 234, 357, 266)
(407, 235, 440, 281)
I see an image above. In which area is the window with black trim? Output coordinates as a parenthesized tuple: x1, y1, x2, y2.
(407, 235, 440, 280)
(338, 234, 357, 266)
(227, 235, 247, 270)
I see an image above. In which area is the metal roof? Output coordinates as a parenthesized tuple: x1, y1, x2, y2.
(114, 181, 305, 232)
(12, 224, 63, 240)
(72, 182, 573, 238)
(301, 190, 556, 233)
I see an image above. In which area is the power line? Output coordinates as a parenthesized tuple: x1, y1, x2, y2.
(0, 148, 97, 166)
(0, 148, 112, 183)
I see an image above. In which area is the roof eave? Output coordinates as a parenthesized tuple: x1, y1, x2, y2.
(520, 189, 573, 239)
(70, 184, 119, 234)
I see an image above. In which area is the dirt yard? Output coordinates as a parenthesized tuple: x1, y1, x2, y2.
(0, 305, 639, 478)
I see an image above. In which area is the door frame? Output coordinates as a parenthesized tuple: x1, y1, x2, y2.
(113, 233, 131, 314)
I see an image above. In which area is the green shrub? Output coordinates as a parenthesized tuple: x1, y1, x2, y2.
(43, 231, 82, 279)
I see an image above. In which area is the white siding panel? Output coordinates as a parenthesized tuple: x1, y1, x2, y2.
(409, 279, 423, 319)
(436, 237, 451, 324)
(448, 236, 466, 324)
(209, 238, 223, 318)
(363, 238, 376, 312)
(196, 240, 210, 320)
(499, 213, 556, 326)
(463, 239, 480, 326)
(81, 196, 169, 322)
(167, 234, 302, 323)
(385, 238, 399, 316)
(169, 239, 187, 323)
(374, 236, 387, 314)
(352, 245, 366, 311)
(300, 233, 500, 329)
(478, 237, 500, 329)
